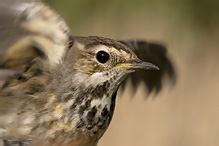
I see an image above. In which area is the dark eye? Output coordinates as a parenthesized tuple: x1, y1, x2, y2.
(96, 51, 110, 63)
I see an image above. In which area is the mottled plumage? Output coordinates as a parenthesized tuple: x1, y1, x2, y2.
(0, 1, 175, 146)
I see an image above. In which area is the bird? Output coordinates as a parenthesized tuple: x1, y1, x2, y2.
(0, 1, 176, 146)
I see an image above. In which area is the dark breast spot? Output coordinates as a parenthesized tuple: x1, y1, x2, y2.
(79, 105, 87, 115)
(91, 81, 110, 98)
(96, 106, 109, 129)
(79, 99, 92, 114)
(101, 106, 108, 117)
(85, 99, 91, 107)
(85, 106, 97, 130)
(87, 106, 97, 122)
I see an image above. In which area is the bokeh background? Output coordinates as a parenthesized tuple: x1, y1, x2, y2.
(47, 0, 219, 146)
(2, 0, 219, 145)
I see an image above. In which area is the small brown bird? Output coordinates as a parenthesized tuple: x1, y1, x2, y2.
(0, 1, 175, 146)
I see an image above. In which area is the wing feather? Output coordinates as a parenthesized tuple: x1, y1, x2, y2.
(0, 1, 72, 69)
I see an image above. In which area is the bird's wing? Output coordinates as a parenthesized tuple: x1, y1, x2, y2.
(0, 0, 72, 70)
(119, 40, 176, 94)
(0, 0, 43, 64)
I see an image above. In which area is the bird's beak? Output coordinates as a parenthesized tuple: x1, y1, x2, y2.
(116, 59, 159, 71)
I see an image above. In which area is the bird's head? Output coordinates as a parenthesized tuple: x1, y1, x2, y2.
(62, 36, 159, 97)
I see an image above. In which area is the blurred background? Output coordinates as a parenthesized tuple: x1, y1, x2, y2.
(2, 0, 219, 145)
(48, 0, 219, 146)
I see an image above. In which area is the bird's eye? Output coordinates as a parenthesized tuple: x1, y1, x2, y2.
(96, 51, 110, 64)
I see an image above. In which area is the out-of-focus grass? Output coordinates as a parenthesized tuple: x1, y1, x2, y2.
(45, 0, 219, 146)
